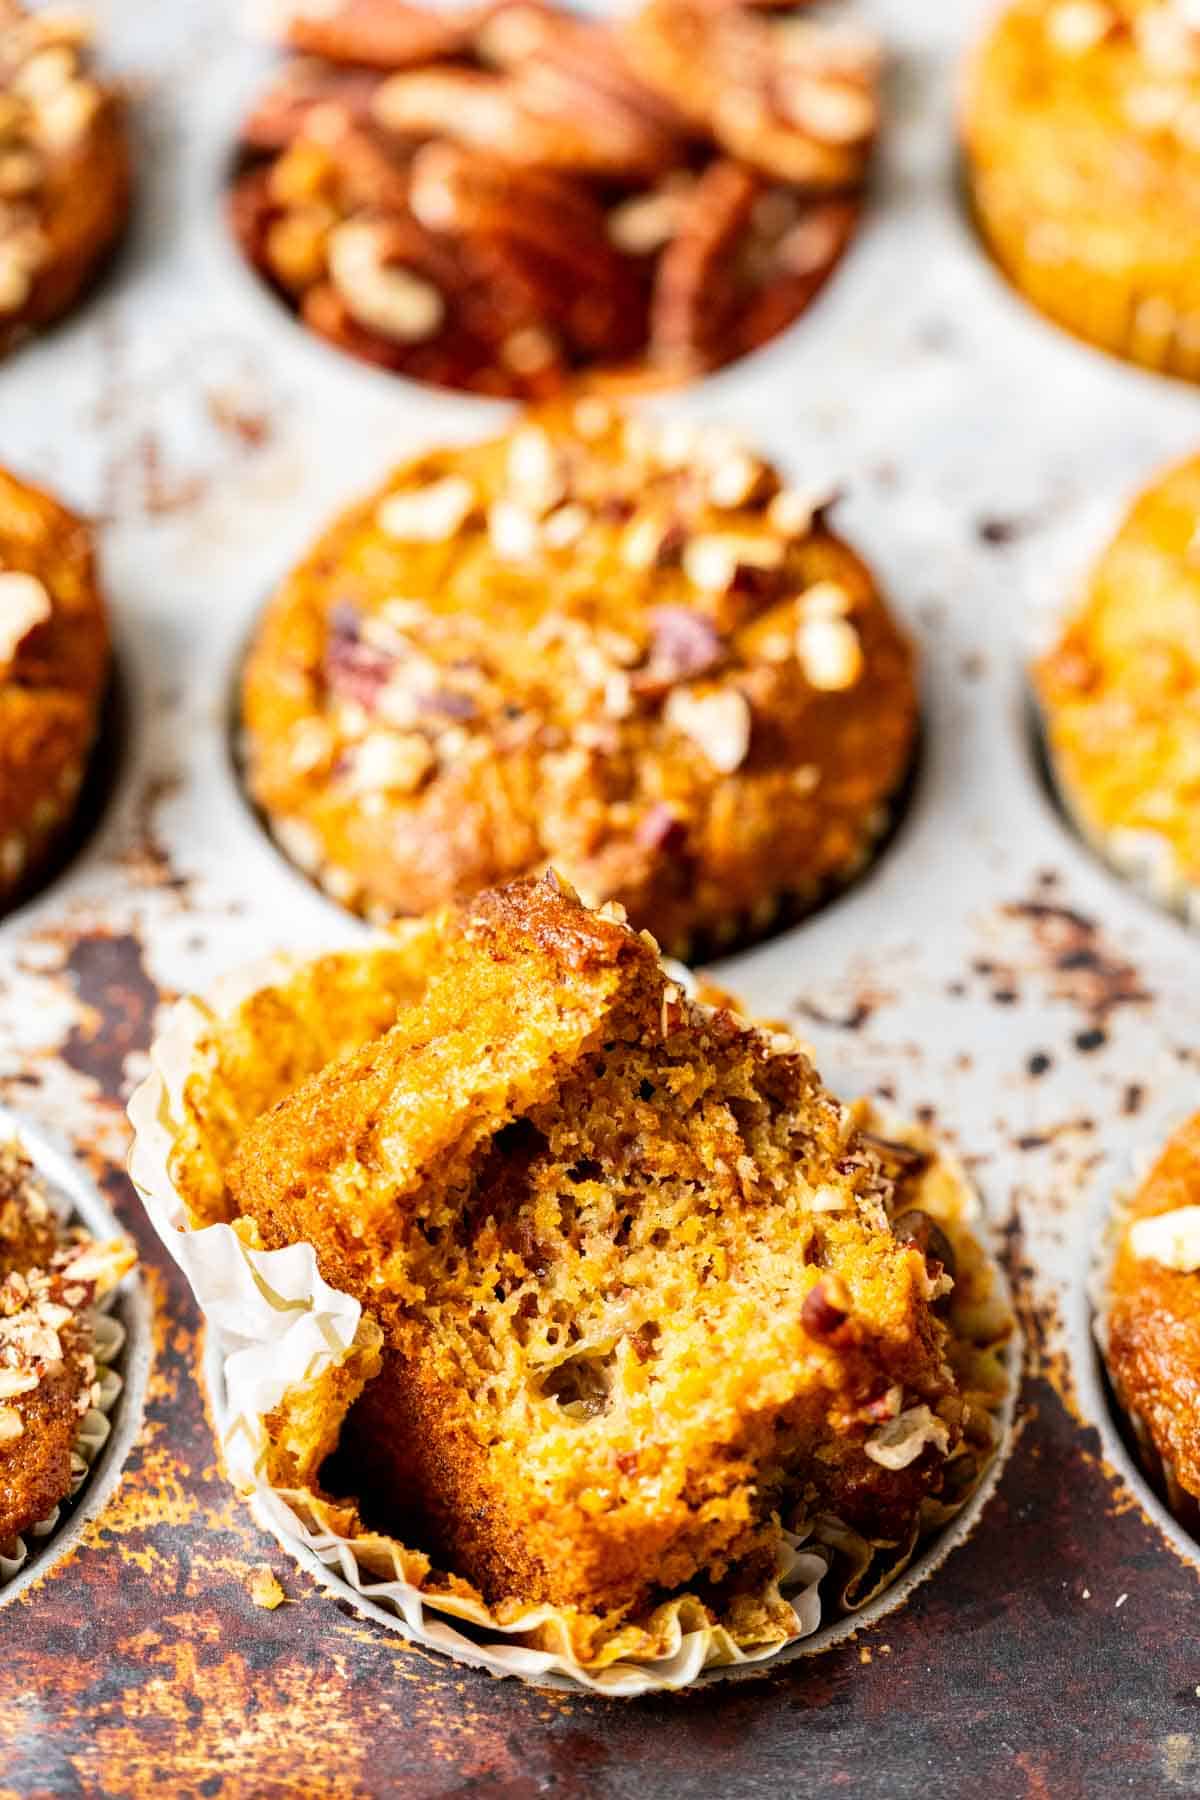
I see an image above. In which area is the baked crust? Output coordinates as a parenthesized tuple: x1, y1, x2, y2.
(228, 874, 968, 1619)
(0, 3, 132, 358)
(964, 0, 1200, 380)
(1106, 1115, 1200, 1502)
(0, 1142, 135, 1546)
(1034, 453, 1200, 898)
(241, 405, 917, 956)
(0, 466, 109, 908)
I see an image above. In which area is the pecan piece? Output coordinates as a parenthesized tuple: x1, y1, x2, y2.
(802, 1274, 851, 1340)
(323, 602, 396, 709)
(649, 158, 762, 374)
(374, 61, 676, 180)
(634, 605, 726, 696)
(240, 60, 383, 153)
(283, 0, 476, 70)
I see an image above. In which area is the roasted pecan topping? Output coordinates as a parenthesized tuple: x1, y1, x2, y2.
(234, 0, 877, 396)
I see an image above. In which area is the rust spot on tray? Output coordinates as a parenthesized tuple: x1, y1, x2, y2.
(60, 931, 160, 1102)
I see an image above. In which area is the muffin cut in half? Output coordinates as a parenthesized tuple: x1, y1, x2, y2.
(1034, 454, 1200, 918)
(964, 0, 1200, 381)
(1100, 1114, 1200, 1533)
(241, 403, 917, 959)
(0, 1139, 135, 1551)
(228, 875, 995, 1621)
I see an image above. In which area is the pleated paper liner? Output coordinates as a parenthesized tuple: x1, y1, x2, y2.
(128, 934, 1016, 1694)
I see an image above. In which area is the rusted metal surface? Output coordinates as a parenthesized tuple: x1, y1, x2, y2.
(1, 0, 1200, 1790)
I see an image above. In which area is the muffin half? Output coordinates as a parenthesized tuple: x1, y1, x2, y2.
(964, 1, 1200, 380)
(0, 2, 132, 357)
(1034, 453, 1200, 917)
(241, 404, 918, 958)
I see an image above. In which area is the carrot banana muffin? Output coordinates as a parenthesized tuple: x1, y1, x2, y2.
(1035, 454, 1200, 914)
(226, 873, 1005, 1622)
(229, 0, 875, 397)
(0, 1140, 134, 1550)
(241, 405, 917, 958)
(0, 467, 110, 911)
(1100, 1113, 1200, 1528)
(0, 1, 131, 358)
(964, 0, 1200, 380)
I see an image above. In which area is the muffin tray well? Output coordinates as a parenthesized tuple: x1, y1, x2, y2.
(2, 0, 1200, 1790)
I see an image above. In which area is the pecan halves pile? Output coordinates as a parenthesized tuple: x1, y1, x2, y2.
(231, 0, 880, 397)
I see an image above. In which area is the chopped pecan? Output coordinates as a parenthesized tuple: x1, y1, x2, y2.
(283, 0, 476, 70)
(323, 602, 397, 709)
(635, 605, 726, 695)
(892, 1209, 957, 1291)
(634, 802, 687, 854)
(649, 158, 761, 373)
(802, 1274, 851, 1340)
(239, 60, 383, 153)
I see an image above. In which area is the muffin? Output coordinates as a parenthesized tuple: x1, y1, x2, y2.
(963, 0, 1200, 380)
(0, 466, 110, 910)
(225, 873, 1007, 1624)
(0, 1139, 135, 1556)
(0, 1, 132, 358)
(229, 0, 876, 397)
(241, 405, 918, 958)
(1099, 1113, 1200, 1531)
(1034, 453, 1200, 916)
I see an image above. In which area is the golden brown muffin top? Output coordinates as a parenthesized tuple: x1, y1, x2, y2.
(966, 1, 1200, 252)
(1107, 1114, 1200, 1501)
(1035, 455, 1200, 894)
(0, 1140, 135, 1545)
(0, 2, 121, 322)
(241, 403, 916, 953)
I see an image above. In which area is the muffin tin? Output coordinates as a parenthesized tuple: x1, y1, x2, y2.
(1, 0, 1199, 1780)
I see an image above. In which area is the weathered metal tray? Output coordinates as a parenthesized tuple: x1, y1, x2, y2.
(2, 0, 1199, 1790)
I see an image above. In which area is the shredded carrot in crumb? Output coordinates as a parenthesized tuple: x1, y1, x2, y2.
(247, 1566, 286, 1610)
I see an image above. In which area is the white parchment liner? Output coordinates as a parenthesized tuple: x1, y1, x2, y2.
(128, 941, 1015, 1695)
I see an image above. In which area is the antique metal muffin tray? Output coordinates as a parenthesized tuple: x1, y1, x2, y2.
(1, 0, 1199, 1790)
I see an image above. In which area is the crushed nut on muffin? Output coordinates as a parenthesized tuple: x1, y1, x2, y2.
(229, 0, 878, 397)
(0, 1139, 135, 1549)
(241, 404, 917, 958)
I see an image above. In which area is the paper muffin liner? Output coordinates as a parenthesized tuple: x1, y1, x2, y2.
(0, 1309, 127, 1587)
(1088, 1139, 1200, 1540)
(128, 938, 1014, 1695)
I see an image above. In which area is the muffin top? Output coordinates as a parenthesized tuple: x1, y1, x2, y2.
(1107, 1114, 1200, 1502)
(241, 403, 916, 956)
(0, 1, 130, 352)
(1035, 454, 1200, 899)
(0, 466, 109, 897)
(0, 1140, 134, 1545)
(966, 1, 1200, 256)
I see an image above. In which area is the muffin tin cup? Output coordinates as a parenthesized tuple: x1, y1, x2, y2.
(128, 942, 1018, 1696)
(0, 1106, 148, 1606)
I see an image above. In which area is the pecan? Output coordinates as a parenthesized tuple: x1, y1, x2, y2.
(802, 1274, 850, 1340)
(323, 602, 397, 709)
(375, 61, 676, 180)
(649, 158, 762, 373)
(283, 0, 476, 70)
(891, 1209, 956, 1286)
(634, 802, 687, 854)
(636, 605, 726, 692)
(239, 60, 383, 153)
(408, 140, 648, 360)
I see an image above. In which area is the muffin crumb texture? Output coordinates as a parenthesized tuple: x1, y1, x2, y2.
(224, 876, 1009, 1633)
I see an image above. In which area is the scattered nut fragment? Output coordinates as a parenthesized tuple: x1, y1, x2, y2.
(376, 475, 476, 542)
(347, 730, 435, 794)
(506, 425, 567, 516)
(802, 1273, 850, 1338)
(488, 499, 541, 561)
(683, 531, 784, 594)
(864, 1404, 951, 1470)
(247, 1565, 287, 1610)
(1129, 1205, 1200, 1272)
(326, 219, 445, 342)
(664, 685, 752, 772)
(0, 1405, 23, 1443)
